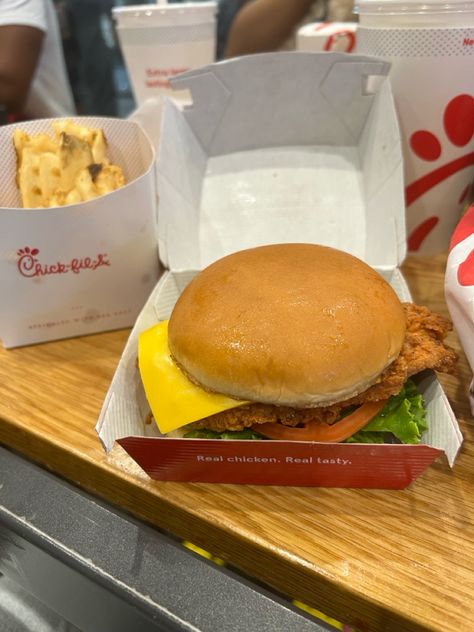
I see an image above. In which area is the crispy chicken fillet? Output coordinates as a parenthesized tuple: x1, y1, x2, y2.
(191, 303, 457, 432)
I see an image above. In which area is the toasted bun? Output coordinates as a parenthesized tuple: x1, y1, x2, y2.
(168, 244, 406, 407)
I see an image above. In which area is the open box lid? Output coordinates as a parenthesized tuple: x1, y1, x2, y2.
(156, 52, 407, 272)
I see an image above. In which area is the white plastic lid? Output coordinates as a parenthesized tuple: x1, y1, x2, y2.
(356, 0, 474, 12)
(113, 2, 217, 27)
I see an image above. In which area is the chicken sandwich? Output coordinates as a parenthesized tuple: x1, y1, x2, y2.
(139, 244, 457, 444)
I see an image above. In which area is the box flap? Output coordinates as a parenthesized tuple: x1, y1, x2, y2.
(118, 437, 442, 487)
(157, 52, 406, 272)
(414, 372, 463, 467)
(170, 52, 389, 154)
(96, 271, 194, 451)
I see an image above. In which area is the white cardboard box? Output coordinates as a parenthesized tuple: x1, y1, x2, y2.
(0, 117, 160, 348)
(97, 53, 463, 487)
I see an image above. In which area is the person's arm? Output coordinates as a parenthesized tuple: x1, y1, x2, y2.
(0, 24, 44, 112)
(224, 0, 315, 58)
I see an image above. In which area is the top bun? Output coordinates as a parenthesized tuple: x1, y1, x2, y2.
(168, 244, 406, 407)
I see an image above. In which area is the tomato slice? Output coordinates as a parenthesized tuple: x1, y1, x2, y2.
(254, 399, 389, 442)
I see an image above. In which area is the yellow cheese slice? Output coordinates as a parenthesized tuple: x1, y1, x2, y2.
(138, 320, 248, 434)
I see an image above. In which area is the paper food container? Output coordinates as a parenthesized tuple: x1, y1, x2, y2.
(297, 22, 358, 53)
(97, 53, 463, 488)
(0, 117, 159, 348)
(445, 203, 474, 414)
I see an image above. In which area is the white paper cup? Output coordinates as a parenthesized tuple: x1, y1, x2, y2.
(356, 0, 474, 254)
(297, 22, 358, 53)
(113, 2, 217, 105)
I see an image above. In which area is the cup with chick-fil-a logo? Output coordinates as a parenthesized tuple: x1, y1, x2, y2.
(445, 204, 474, 414)
(356, 0, 474, 255)
(297, 22, 358, 53)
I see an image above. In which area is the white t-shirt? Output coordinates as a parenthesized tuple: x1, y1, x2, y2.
(0, 0, 76, 117)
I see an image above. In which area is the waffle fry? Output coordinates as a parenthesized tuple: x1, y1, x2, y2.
(14, 121, 126, 208)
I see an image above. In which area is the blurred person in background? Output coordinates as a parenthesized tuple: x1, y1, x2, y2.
(0, 0, 75, 122)
(218, 0, 354, 59)
(56, 0, 119, 116)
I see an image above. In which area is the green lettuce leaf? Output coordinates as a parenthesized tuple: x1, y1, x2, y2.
(184, 380, 427, 444)
(345, 379, 427, 444)
(345, 431, 386, 444)
(184, 428, 265, 440)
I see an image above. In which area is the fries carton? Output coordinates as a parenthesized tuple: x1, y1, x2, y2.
(0, 117, 159, 348)
(97, 53, 462, 488)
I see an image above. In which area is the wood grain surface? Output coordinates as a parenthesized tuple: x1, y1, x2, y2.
(1, 254, 473, 632)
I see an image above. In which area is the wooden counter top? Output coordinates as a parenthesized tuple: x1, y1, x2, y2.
(1, 254, 473, 632)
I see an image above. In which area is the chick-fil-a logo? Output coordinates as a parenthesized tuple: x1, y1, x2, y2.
(17, 247, 110, 278)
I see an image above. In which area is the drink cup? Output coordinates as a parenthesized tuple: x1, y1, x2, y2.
(445, 204, 474, 412)
(113, 2, 217, 106)
(297, 22, 358, 53)
(356, 0, 474, 254)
